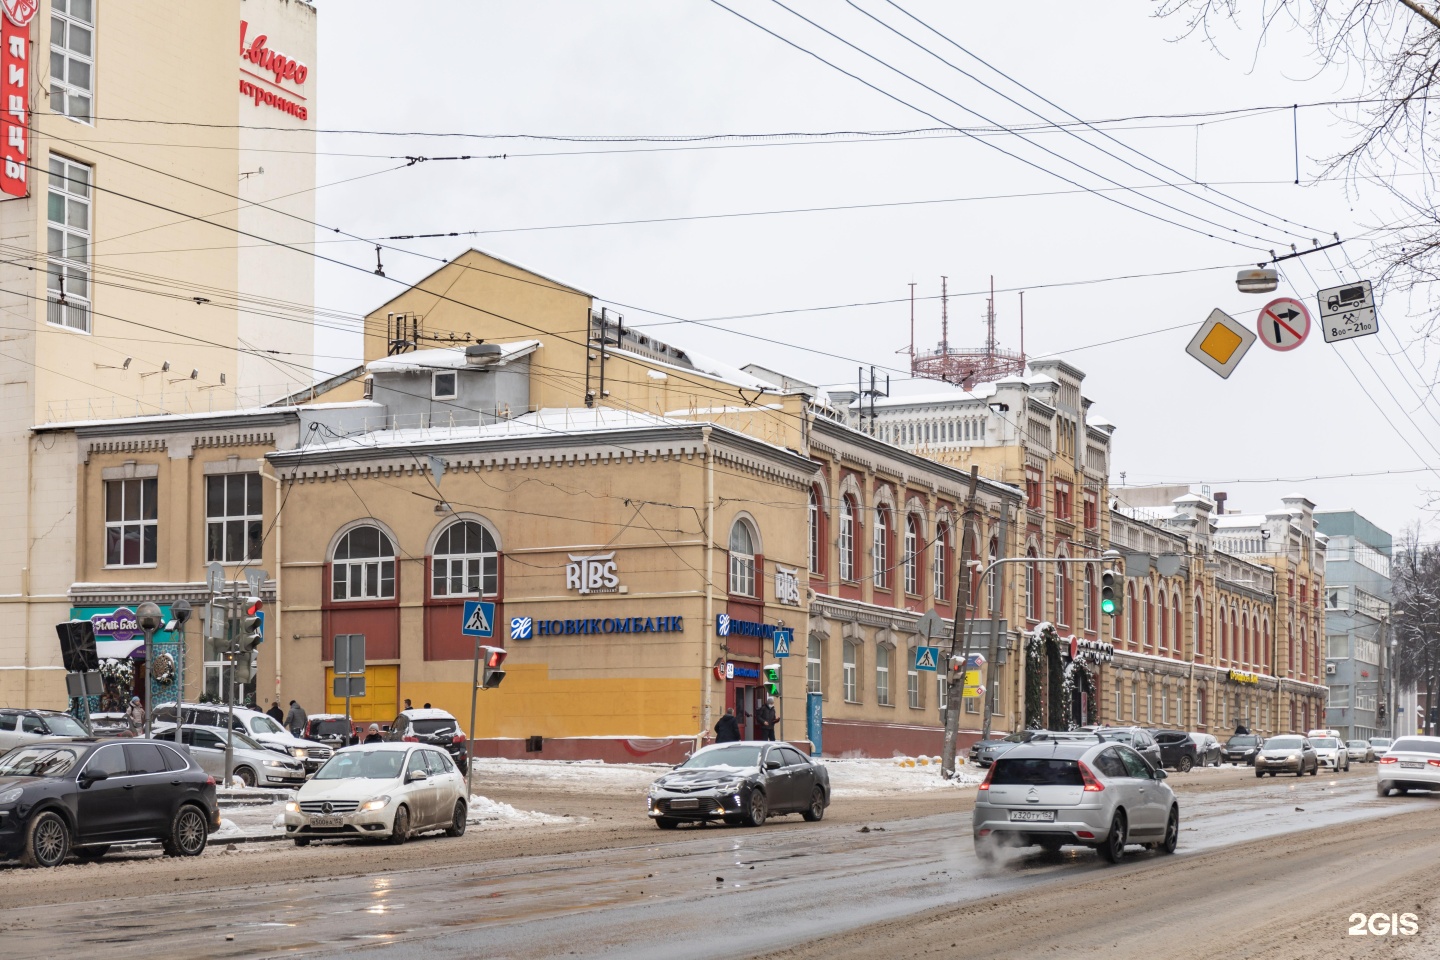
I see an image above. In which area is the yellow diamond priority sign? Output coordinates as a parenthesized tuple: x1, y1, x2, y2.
(1186, 308, 1256, 379)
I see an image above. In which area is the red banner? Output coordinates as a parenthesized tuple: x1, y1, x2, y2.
(0, 10, 29, 199)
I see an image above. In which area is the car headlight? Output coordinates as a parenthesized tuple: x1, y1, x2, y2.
(289, 747, 308, 759)
(285, 801, 300, 813)
(264, 759, 289, 767)
(361, 796, 391, 812)
(717, 780, 743, 793)
(648, 783, 664, 797)
(0, 787, 20, 806)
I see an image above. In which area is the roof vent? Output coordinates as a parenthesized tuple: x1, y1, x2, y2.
(465, 343, 504, 366)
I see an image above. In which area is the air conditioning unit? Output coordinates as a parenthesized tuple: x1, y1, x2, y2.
(1325, 662, 1337, 676)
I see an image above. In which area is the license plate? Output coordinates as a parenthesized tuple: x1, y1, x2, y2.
(308, 816, 343, 828)
(1008, 810, 1055, 822)
(1400, 761, 1423, 769)
(668, 798, 699, 809)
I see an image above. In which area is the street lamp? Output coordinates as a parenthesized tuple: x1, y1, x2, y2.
(1237, 267, 1278, 293)
(168, 599, 193, 746)
(135, 601, 163, 739)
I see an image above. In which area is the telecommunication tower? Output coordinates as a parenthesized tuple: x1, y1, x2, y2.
(909, 277, 1026, 390)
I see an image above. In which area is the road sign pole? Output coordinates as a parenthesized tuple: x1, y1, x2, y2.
(981, 506, 1008, 741)
(942, 466, 980, 779)
(467, 635, 480, 801)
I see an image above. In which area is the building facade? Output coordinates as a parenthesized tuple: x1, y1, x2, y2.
(1315, 511, 1392, 740)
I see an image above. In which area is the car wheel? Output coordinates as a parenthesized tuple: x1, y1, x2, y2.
(445, 800, 467, 838)
(1178, 757, 1193, 773)
(655, 817, 680, 830)
(293, 838, 310, 847)
(235, 766, 257, 789)
(744, 790, 767, 827)
(1100, 811, 1127, 864)
(163, 805, 209, 858)
(1255, 769, 1265, 778)
(75, 844, 109, 861)
(801, 787, 826, 822)
(1160, 806, 1179, 855)
(1310, 765, 1319, 776)
(22, 811, 70, 868)
(1378, 781, 1390, 797)
(1396, 787, 1408, 796)
(388, 806, 410, 845)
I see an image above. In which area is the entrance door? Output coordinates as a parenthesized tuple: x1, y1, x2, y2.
(734, 686, 756, 740)
(325, 664, 400, 727)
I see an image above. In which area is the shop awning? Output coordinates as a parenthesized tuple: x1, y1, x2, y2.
(97, 639, 143, 661)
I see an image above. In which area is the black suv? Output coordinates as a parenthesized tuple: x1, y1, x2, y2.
(385, 708, 469, 774)
(1222, 734, 1262, 765)
(1095, 727, 1164, 771)
(0, 738, 219, 867)
(1150, 730, 1200, 772)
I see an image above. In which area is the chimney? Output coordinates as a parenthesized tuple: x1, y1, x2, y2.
(1213, 491, 1227, 516)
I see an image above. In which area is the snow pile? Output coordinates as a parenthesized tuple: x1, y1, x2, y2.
(468, 793, 570, 824)
(470, 757, 665, 793)
(821, 757, 984, 796)
(212, 818, 244, 839)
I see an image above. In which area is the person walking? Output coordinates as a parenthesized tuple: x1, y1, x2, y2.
(403, 699, 413, 711)
(125, 696, 145, 734)
(713, 707, 741, 743)
(285, 699, 308, 738)
(754, 698, 777, 741)
(363, 723, 384, 744)
(266, 700, 284, 723)
(1234, 721, 1250, 736)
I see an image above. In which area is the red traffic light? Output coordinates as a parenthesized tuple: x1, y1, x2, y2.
(246, 597, 263, 616)
(485, 648, 506, 669)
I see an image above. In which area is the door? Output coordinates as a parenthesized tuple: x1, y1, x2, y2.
(423, 749, 461, 823)
(325, 664, 400, 727)
(1116, 746, 1165, 838)
(734, 686, 756, 741)
(181, 728, 226, 779)
(402, 749, 439, 827)
(123, 743, 175, 836)
(75, 744, 142, 842)
(780, 746, 815, 810)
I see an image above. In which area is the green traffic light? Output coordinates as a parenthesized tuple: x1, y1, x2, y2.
(1100, 597, 1116, 615)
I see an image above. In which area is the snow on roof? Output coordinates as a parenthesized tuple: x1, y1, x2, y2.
(858, 383, 999, 409)
(1213, 514, 1263, 528)
(366, 340, 540, 374)
(400, 708, 459, 722)
(1087, 413, 1114, 429)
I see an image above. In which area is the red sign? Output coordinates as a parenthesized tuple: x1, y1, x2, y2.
(237, 21, 310, 121)
(1256, 297, 1311, 352)
(0, 7, 28, 198)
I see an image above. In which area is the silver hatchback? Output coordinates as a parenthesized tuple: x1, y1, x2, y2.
(973, 740, 1179, 864)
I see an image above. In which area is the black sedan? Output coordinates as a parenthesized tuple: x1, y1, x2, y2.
(0, 739, 219, 867)
(647, 742, 829, 828)
(1222, 734, 1262, 765)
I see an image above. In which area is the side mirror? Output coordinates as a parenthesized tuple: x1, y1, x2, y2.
(406, 769, 428, 783)
(1153, 768, 1168, 780)
(79, 770, 109, 787)
(765, 758, 783, 770)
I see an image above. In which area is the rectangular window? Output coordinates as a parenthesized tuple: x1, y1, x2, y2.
(1115, 687, 1122, 722)
(842, 642, 857, 702)
(1025, 467, 1043, 510)
(50, 0, 94, 123)
(933, 530, 947, 602)
(1083, 490, 1098, 529)
(47, 156, 91, 332)
(872, 515, 887, 590)
(205, 474, 263, 564)
(937, 674, 948, 710)
(105, 477, 157, 567)
(876, 647, 890, 706)
(1054, 480, 1072, 520)
(432, 370, 457, 400)
(807, 637, 821, 694)
(908, 665, 920, 708)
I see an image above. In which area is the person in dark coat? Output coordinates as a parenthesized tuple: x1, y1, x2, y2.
(363, 723, 384, 744)
(714, 707, 741, 743)
(754, 698, 777, 741)
(266, 701, 284, 723)
(284, 700, 308, 738)
(1234, 722, 1250, 736)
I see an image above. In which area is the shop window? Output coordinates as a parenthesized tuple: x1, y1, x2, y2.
(842, 640, 858, 702)
(47, 156, 91, 331)
(51, 0, 93, 122)
(206, 473, 263, 564)
(432, 520, 498, 597)
(728, 518, 757, 597)
(903, 516, 919, 595)
(839, 495, 857, 582)
(806, 636, 822, 694)
(872, 506, 889, 590)
(105, 477, 157, 567)
(332, 526, 396, 601)
(876, 645, 890, 706)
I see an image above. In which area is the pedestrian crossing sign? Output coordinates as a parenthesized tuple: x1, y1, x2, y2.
(914, 646, 940, 672)
(772, 628, 792, 658)
(461, 600, 496, 638)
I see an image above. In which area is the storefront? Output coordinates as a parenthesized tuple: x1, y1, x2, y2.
(67, 604, 186, 712)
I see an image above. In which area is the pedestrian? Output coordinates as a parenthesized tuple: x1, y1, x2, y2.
(266, 700, 284, 723)
(1234, 721, 1250, 736)
(364, 723, 384, 744)
(125, 695, 145, 734)
(714, 707, 741, 743)
(285, 699, 308, 738)
(423, 702, 432, 709)
(403, 699, 413, 711)
(754, 697, 777, 741)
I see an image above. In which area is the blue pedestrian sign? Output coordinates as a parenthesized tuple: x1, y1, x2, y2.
(461, 600, 496, 638)
(914, 646, 940, 672)
(772, 628, 793, 658)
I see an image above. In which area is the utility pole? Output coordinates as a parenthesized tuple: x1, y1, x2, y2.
(224, 581, 239, 786)
(941, 465, 981, 779)
(981, 505, 1008, 740)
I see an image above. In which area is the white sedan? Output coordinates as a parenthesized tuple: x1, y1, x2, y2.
(283, 743, 468, 845)
(1311, 737, 1350, 772)
(1376, 735, 1440, 797)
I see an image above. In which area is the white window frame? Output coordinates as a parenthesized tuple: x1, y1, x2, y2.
(50, 0, 95, 123)
(807, 489, 820, 574)
(728, 519, 756, 597)
(806, 636, 821, 694)
(105, 477, 157, 567)
(873, 507, 888, 590)
(432, 370, 458, 400)
(1083, 564, 1094, 632)
(908, 661, 920, 709)
(1026, 551, 1040, 621)
(876, 645, 890, 706)
(842, 640, 858, 703)
(206, 473, 263, 564)
(903, 515, 919, 596)
(331, 526, 397, 601)
(933, 524, 948, 603)
(839, 497, 855, 582)
(937, 673, 948, 710)
(432, 520, 498, 598)
(47, 156, 91, 332)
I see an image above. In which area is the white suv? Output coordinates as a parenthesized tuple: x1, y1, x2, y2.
(154, 703, 332, 774)
(1310, 736, 1350, 771)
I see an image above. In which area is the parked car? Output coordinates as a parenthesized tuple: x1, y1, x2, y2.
(969, 730, 1090, 767)
(385, 708, 470, 775)
(1376, 735, 1440, 796)
(282, 743, 468, 845)
(86, 713, 135, 738)
(1095, 727, 1163, 771)
(1222, 734, 1262, 765)
(305, 714, 359, 751)
(1308, 728, 1343, 741)
(0, 709, 92, 752)
(1151, 731, 1200, 772)
(647, 741, 830, 828)
(1369, 737, 1393, 759)
(1254, 735, 1319, 777)
(1189, 732, 1223, 767)
(1345, 739, 1375, 763)
(1310, 736, 1350, 772)
(0, 738, 219, 867)
(154, 702, 333, 774)
(155, 724, 306, 788)
(972, 740, 1179, 864)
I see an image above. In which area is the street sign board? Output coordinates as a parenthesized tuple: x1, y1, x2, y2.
(333, 676, 366, 699)
(461, 601, 496, 638)
(772, 628, 792, 658)
(913, 609, 946, 640)
(914, 646, 939, 672)
(65, 670, 104, 698)
(1317, 280, 1379, 343)
(244, 567, 269, 595)
(1256, 297, 1311, 351)
(1186, 308, 1256, 379)
(333, 634, 366, 676)
(206, 561, 226, 595)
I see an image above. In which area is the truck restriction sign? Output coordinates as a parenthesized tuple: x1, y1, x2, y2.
(1257, 297, 1310, 351)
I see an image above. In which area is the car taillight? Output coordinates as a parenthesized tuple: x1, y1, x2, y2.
(205, 776, 216, 786)
(1078, 761, 1105, 792)
(452, 734, 466, 745)
(1379, 756, 1397, 764)
(977, 765, 996, 791)
(402, 735, 419, 743)
(1427, 759, 1440, 768)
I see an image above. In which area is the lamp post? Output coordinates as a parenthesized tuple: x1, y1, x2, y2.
(135, 601, 163, 739)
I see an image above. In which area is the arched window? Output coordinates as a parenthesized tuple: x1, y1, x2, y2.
(1240, 612, 1250, 666)
(842, 639, 858, 701)
(876, 645, 891, 706)
(1301, 626, 1309, 678)
(1219, 606, 1229, 662)
(933, 522, 949, 603)
(839, 495, 856, 581)
(1262, 621, 1271, 672)
(806, 635, 822, 693)
(1194, 597, 1205, 662)
(1128, 589, 1139, 646)
(1143, 585, 1153, 650)
(1055, 552, 1069, 626)
(1083, 564, 1095, 632)
(1173, 596, 1182, 661)
(987, 536, 1000, 613)
(431, 520, 498, 598)
(728, 518, 757, 596)
(1026, 547, 1040, 621)
(332, 525, 396, 601)
(873, 506, 890, 590)
(807, 487, 822, 575)
(1158, 591, 1168, 654)
(903, 515, 920, 595)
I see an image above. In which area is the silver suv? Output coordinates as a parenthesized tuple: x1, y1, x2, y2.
(973, 739, 1179, 864)
(0, 709, 91, 752)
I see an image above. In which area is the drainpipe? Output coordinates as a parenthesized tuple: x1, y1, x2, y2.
(259, 461, 284, 699)
(702, 426, 715, 741)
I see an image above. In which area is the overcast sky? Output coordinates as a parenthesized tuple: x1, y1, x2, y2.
(295, 0, 1437, 544)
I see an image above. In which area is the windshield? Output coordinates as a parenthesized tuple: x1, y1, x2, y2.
(1264, 736, 1304, 749)
(225, 729, 266, 751)
(1389, 738, 1440, 755)
(1347, 741, 1368, 748)
(42, 715, 90, 737)
(0, 745, 82, 777)
(1002, 733, 1029, 743)
(1370, 738, 1392, 746)
(1227, 735, 1259, 746)
(682, 745, 762, 770)
(313, 750, 405, 780)
(411, 719, 459, 736)
(249, 716, 285, 736)
(1312, 738, 1339, 748)
(1098, 731, 1134, 744)
(311, 720, 351, 738)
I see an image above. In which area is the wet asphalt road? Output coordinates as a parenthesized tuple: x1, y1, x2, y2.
(0, 775, 1417, 960)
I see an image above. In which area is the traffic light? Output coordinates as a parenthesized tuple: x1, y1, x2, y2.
(55, 620, 99, 673)
(242, 597, 265, 650)
(480, 645, 507, 689)
(1100, 569, 1122, 617)
(762, 663, 780, 697)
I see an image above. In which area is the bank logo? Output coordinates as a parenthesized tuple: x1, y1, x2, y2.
(566, 552, 620, 595)
(510, 617, 534, 641)
(716, 614, 731, 636)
